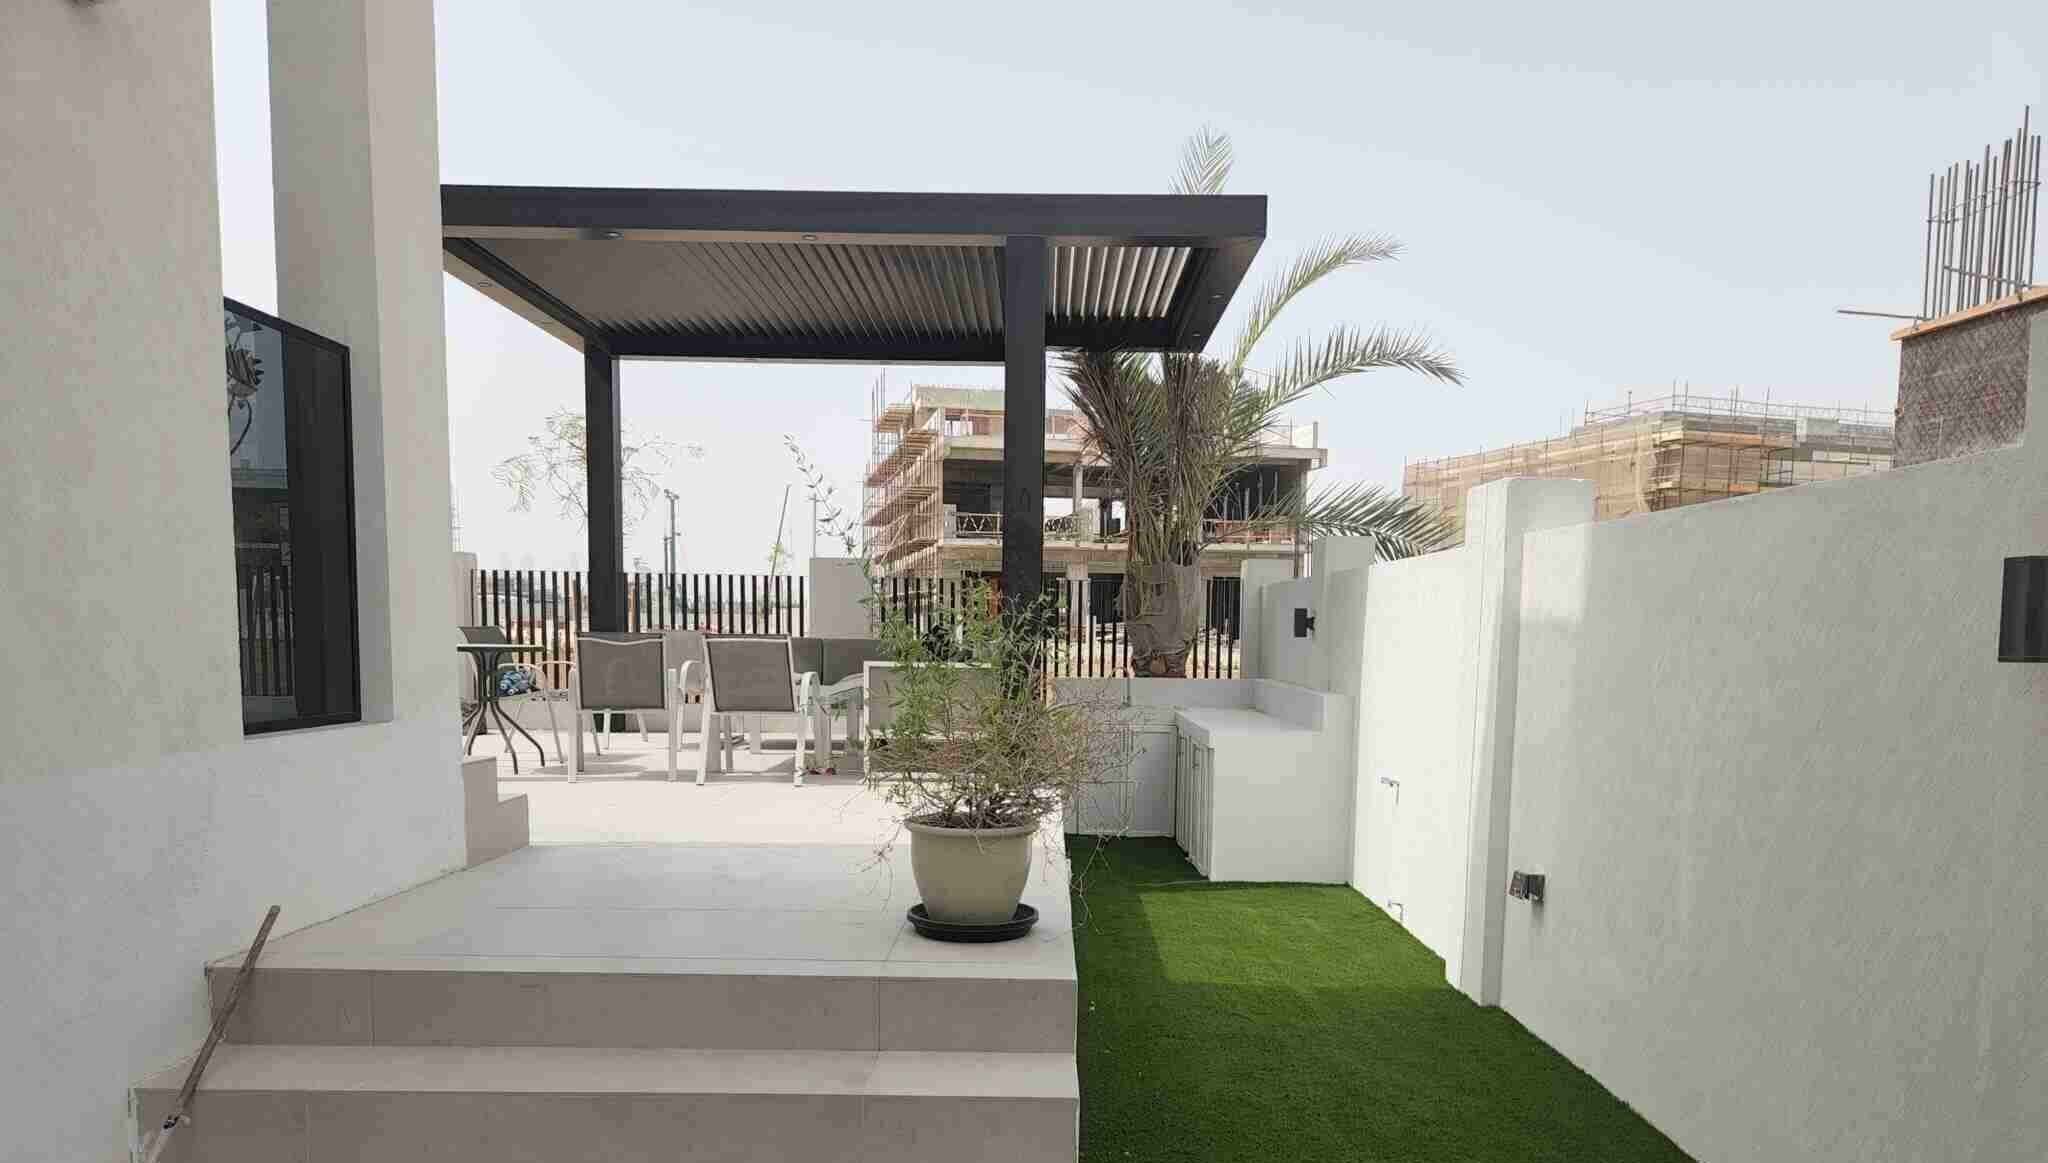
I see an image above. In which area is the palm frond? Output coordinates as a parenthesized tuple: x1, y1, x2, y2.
(1259, 324, 1463, 402)
(1226, 234, 1403, 372)
(1171, 125, 1234, 196)
(1286, 480, 1454, 559)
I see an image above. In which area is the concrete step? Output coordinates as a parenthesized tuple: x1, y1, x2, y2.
(133, 1044, 1077, 1163)
(460, 755, 528, 867)
(208, 956, 1075, 1053)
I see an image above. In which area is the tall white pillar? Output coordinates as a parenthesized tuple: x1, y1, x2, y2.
(268, 0, 452, 722)
(1452, 477, 1595, 1005)
(1237, 558, 1296, 680)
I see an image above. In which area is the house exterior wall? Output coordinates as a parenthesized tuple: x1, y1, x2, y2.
(0, 4, 464, 1161)
(4, 0, 242, 768)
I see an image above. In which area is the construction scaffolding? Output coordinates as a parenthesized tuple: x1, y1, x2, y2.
(1403, 391, 1895, 543)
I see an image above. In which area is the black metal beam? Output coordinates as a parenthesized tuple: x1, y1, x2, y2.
(584, 347, 625, 632)
(1166, 237, 1262, 350)
(444, 185, 1267, 248)
(443, 238, 603, 347)
(605, 331, 1006, 364)
(601, 318, 1180, 363)
(1001, 236, 1048, 615)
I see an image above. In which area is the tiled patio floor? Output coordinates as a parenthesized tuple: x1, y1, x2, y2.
(464, 726, 887, 845)
(439, 726, 1076, 976)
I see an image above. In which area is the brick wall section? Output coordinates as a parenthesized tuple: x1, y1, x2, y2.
(1895, 296, 2048, 466)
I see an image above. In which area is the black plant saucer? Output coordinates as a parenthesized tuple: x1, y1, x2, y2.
(906, 903, 1039, 943)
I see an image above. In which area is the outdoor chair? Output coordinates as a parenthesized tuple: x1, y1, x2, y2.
(458, 625, 575, 764)
(806, 638, 888, 766)
(568, 634, 670, 781)
(695, 637, 815, 786)
(505, 656, 574, 764)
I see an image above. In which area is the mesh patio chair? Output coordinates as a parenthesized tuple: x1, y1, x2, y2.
(569, 634, 670, 781)
(696, 637, 815, 786)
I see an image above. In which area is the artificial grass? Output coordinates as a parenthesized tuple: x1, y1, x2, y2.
(1067, 837, 1692, 1163)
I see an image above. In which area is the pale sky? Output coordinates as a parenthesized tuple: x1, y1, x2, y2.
(212, 0, 2046, 572)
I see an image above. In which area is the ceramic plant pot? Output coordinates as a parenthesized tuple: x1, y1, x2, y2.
(905, 819, 1036, 925)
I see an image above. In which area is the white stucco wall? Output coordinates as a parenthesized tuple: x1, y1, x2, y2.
(1257, 576, 1321, 687)
(1499, 316, 2048, 1162)
(1350, 546, 1480, 970)
(3, 0, 242, 768)
(0, 4, 463, 1160)
(807, 556, 872, 638)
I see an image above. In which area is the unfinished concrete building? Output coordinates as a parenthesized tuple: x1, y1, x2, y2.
(1403, 392, 1895, 544)
(863, 381, 1327, 591)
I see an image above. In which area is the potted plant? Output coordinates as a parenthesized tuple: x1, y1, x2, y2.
(865, 584, 1133, 926)
(787, 438, 1134, 930)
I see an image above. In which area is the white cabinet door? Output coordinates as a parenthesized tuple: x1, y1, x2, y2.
(1173, 736, 1213, 876)
(1128, 726, 1176, 836)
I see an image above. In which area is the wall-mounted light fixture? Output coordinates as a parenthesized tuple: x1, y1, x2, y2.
(1508, 871, 1545, 905)
(1293, 607, 1315, 638)
(1999, 556, 2047, 662)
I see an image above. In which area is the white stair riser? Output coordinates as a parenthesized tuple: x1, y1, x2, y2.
(211, 968, 1075, 1053)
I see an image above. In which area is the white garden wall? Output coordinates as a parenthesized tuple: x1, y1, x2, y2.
(1350, 546, 1480, 969)
(1314, 313, 2048, 1162)
(1500, 324, 2048, 1163)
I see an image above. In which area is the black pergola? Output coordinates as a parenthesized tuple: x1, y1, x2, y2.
(442, 184, 1267, 629)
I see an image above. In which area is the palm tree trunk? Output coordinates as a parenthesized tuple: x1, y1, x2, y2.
(1122, 561, 1202, 677)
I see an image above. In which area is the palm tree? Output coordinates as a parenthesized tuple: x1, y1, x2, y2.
(1063, 127, 1462, 677)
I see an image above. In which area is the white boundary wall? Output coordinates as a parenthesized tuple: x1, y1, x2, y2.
(1, 5, 463, 1160)
(1500, 320, 2048, 1162)
(1351, 545, 1480, 969)
(1316, 313, 2048, 1161)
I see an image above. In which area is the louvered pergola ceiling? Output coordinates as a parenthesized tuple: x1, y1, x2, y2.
(442, 186, 1266, 363)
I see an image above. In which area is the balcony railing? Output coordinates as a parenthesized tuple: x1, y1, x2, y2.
(1202, 518, 1297, 545)
(955, 511, 1002, 540)
(936, 508, 1292, 547)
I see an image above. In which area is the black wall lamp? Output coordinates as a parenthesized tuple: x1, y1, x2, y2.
(1508, 871, 1545, 905)
(1999, 557, 2048, 663)
(1293, 607, 1316, 638)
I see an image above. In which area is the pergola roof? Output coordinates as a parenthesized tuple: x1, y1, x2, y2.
(442, 186, 1266, 363)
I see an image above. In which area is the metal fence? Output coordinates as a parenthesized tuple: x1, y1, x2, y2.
(465, 568, 1240, 679)
(237, 563, 294, 695)
(876, 575, 1241, 679)
(467, 570, 807, 665)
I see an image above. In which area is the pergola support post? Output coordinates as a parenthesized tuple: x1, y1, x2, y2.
(1001, 236, 1048, 617)
(584, 345, 625, 631)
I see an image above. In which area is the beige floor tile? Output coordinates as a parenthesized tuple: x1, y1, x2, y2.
(536, 971, 880, 1050)
(865, 1052, 1079, 1099)
(213, 968, 371, 1045)
(367, 971, 549, 1046)
(134, 1091, 309, 1163)
(877, 977, 1074, 1052)
(857, 1095, 1076, 1163)
(306, 1091, 864, 1163)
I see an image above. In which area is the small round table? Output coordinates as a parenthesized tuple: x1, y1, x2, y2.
(457, 643, 549, 773)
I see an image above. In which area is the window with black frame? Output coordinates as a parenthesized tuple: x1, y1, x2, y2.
(225, 298, 361, 732)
